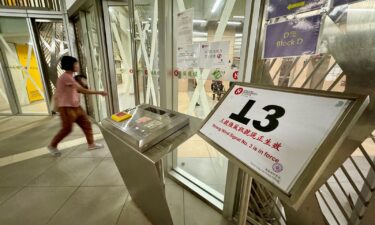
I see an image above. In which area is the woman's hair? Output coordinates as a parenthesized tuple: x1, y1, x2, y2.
(61, 56, 78, 71)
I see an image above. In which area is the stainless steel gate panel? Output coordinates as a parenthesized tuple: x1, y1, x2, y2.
(100, 104, 201, 225)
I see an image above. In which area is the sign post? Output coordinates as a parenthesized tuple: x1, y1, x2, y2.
(199, 83, 368, 207)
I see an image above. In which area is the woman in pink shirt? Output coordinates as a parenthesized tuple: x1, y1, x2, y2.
(48, 56, 107, 156)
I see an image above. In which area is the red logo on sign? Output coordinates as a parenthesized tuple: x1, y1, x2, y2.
(174, 70, 179, 76)
(232, 71, 238, 80)
(234, 88, 243, 95)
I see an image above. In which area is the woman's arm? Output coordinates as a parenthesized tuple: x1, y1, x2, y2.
(73, 82, 107, 96)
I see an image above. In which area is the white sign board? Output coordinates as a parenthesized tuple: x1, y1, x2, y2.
(176, 8, 193, 47)
(199, 41, 230, 69)
(176, 43, 200, 69)
(200, 85, 352, 192)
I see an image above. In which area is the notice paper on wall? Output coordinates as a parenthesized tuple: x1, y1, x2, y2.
(263, 14, 322, 58)
(176, 41, 232, 80)
(200, 85, 352, 192)
(176, 8, 193, 47)
(199, 41, 230, 69)
(176, 43, 200, 69)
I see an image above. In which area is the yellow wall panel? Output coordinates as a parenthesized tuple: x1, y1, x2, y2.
(15, 44, 44, 102)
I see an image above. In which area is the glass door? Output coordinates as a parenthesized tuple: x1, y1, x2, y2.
(170, 0, 247, 205)
(0, 17, 49, 115)
(106, 4, 136, 111)
(73, 7, 108, 121)
(0, 70, 11, 114)
(33, 19, 69, 100)
(104, 0, 160, 112)
(85, 6, 108, 121)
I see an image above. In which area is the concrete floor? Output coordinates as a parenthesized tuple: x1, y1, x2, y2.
(0, 116, 233, 225)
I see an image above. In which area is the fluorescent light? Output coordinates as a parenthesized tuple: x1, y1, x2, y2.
(227, 21, 242, 25)
(235, 33, 243, 37)
(218, 21, 242, 25)
(211, 0, 222, 13)
(193, 32, 208, 36)
(193, 19, 207, 23)
(233, 16, 245, 19)
(148, 18, 151, 20)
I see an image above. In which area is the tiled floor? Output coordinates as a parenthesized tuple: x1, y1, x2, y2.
(0, 116, 234, 225)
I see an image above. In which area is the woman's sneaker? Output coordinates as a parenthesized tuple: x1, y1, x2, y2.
(88, 143, 104, 150)
(47, 146, 62, 157)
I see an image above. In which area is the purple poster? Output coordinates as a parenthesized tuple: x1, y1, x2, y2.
(263, 15, 322, 59)
(333, 0, 362, 6)
(268, 0, 326, 19)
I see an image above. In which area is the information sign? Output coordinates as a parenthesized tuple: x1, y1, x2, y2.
(333, 0, 362, 6)
(263, 15, 322, 58)
(267, 0, 326, 19)
(200, 84, 361, 193)
(199, 41, 230, 69)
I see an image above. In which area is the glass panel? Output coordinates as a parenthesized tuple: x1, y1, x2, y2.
(0, 74, 11, 114)
(108, 5, 136, 111)
(35, 20, 69, 94)
(86, 7, 108, 120)
(73, 18, 90, 114)
(174, 0, 246, 197)
(134, 0, 160, 106)
(0, 17, 48, 114)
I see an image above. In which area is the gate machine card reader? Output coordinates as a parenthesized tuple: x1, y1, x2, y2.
(102, 104, 190, 152)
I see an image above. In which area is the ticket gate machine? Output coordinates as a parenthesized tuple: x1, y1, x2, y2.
(100, 105, 201, 225)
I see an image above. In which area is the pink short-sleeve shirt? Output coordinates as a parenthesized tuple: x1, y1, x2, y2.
(56, 73, 80, 107)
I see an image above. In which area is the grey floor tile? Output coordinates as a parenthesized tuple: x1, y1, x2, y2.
(0, 157, 55, 186)
(28, 158, 103, 187)
(0, 118, 90, 158)
(82, 158, 125, 186)
(48, 187, 128, 225)
(165, 180, 184, 225)
(106, 151, 113, 158)
(41, 145, 79, 158)
(117, 199, 153, 225)
(0, 187, 75, 225)
(66, 140, 109, 158)
(0, 187, 22, 205)
(184, 191, 232, 225)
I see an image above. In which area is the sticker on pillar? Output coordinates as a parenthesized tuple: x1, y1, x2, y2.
(232, 70, 239, 80)
(267, 0, 326, 19)
(263, 15, 322, 59)
(199, 41, 230, 69)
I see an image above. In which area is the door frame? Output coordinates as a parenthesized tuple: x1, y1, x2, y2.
(0, 16, 52, 116)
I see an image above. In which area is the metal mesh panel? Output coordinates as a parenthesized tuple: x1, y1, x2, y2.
(0, 0, 61, 11)
(35, 21, 68, 94)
